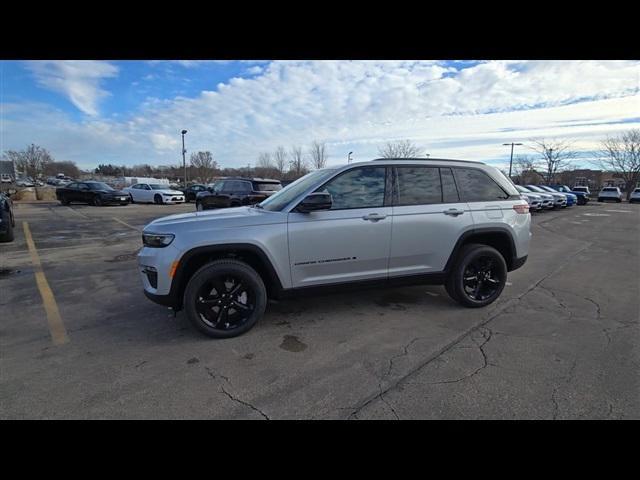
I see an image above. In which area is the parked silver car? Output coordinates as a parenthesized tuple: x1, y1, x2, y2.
(138, 158, 531, 338)
(629, 188, 640, 204)
(526, 185, 566, 208)
(514, 185, 542, 211)
(598, 187, 623, 203)
(517, 185, 554, 209)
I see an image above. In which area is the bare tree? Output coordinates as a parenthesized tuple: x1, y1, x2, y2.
(272, 146, 288, 178)
(256, 152, 274, 169)
(3, 144, 53, 179)
(377, 139, 423, 158)
(43, 160, 81, 179)
(189, 151, 218, 184)
(289, 145, 308, 177)
(530, 139, 577, 183)
(309, 140, 329, 169)
(593, 129, 640, 200)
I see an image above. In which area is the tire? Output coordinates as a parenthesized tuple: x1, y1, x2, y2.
(154, 194, 163, 205)
(597, 198, 603, 202)
(0, 216, 14, 242)
(230, 201, 241, 208)
(60, 196, 69, 206)
(129, 194, 135, 204)
(183, 259, 267, 339)
(93, 195, 103, 206)
(616, 199, 621, 203)
(445, 243, 507, 308)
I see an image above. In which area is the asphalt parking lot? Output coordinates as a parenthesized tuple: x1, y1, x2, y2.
(1, 201, 639, 419)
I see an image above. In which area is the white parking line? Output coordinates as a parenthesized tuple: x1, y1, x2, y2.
(603, 209, 632, 213)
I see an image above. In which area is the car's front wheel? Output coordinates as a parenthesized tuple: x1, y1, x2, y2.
(93, 195, 103, 206)
(445, 243, 507, 308)
(184, 259, 267, 338)
(154, 194, 163, 205)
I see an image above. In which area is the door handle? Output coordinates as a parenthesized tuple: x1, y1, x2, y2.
(362, 213, 387, 221)
(443, 208, 465, 216)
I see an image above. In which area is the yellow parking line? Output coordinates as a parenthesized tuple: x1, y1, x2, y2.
(113, 217, 141, 232)
(22, 222, 69, 346)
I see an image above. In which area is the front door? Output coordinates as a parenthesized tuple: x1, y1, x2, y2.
(288, 166, 392, 287)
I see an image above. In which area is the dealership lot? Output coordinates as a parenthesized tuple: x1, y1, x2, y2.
(1, 201, 638, 419)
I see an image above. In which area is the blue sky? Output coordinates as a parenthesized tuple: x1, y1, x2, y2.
(1, 60, 638, 171)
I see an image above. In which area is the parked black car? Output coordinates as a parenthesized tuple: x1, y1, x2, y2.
(181, 184, 208, 202)
(0, 192, 15, 242)
(56, 181, 130, 206)
(195, 177, 282, 211)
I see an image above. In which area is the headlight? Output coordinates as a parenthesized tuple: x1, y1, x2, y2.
(142, 233, 175, 248)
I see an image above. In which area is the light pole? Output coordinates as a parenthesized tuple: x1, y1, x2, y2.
(348, 151, 353, 164)
(503, 142, 523, 178)
(181, 130, 188, 186)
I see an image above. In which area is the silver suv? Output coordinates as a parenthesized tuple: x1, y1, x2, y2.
(138, 159, 531, 338)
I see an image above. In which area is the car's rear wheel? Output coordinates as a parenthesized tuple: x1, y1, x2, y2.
(446, 244, 507, 308)
(184, 259, 267, 338)
(154, 194, 163, 205)
(0, 216, 14, 242)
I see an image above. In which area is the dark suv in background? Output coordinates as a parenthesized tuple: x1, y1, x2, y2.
(195, 177, 282, 211)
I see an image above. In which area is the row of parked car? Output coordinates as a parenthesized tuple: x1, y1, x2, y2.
(515, 184, 640, 210)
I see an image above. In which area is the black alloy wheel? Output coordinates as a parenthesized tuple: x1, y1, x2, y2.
(184, 259, 267, 338)
(446, 244, 507, 308)
(154, 194, 163, 205)
(93, 195, 103, 206)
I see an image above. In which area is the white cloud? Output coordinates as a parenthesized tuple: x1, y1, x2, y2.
(24, 60, 118, 116)
(5, 61, 640, 170)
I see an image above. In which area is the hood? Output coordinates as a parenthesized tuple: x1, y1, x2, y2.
(144, 206, 283, 233)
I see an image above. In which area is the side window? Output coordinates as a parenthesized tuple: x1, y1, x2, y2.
(143, 184, 151, 190)
(239, 182, 252, 193)
(222, 181, 236, 192)
(395, 167, 441, 205)
(67, 183, 78, 189)
(454, 168, 509, 202)
(440, 168, 460, 203)
(316, 166, 386, 210)
(78, 183, 89, 190)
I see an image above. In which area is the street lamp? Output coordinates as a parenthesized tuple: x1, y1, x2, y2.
(348, 152, 353, 164)
(503, 142, 523, 178)
(181, 130, 188, 186)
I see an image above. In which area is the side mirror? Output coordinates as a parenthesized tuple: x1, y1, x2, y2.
(296, 192, 332, 213)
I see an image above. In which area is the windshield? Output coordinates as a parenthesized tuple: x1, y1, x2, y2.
(256, 182, 282, 192)
(538, 186, 556, 192)
(602, 187, 618, 191)
(258, 169, 337, 212)
(150, 184, 169, 190)
(573, 187, 588, 191)
(515, 185, 532, 193)
(526, 185, 545, 193)
(88, 182, 114, 191)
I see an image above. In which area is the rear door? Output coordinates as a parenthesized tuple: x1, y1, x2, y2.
(288, 166, 392, 287)
(389, 166, 474, 275)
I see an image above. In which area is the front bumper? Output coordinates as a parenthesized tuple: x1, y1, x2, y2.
(163, 196, 185, 204)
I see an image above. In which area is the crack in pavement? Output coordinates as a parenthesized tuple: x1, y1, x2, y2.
(204, 366, 269, 420)
(346, 241, 594, 420)
(427, 327, 493, 386)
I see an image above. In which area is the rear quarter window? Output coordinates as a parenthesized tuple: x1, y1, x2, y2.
(453, 168, 510, 202)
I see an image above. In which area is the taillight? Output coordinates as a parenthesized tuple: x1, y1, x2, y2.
(513, 204, 529, 214)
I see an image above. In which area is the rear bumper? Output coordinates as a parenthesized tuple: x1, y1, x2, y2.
(510, 255, 528, 272)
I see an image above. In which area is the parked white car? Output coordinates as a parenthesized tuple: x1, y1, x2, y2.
(628, 188, 640, 204)
(597, 187, 622, 203)
(0, 174, 13, 184)
(123, 183, 185, 204)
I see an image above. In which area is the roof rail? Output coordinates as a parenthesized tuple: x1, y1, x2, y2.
(370, 157, 480, 164)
